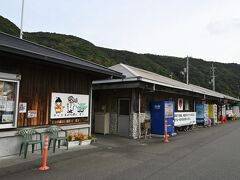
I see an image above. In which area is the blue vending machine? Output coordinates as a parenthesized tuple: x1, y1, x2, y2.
(151, 101, 175, 135)
(196, 104, 208, 126)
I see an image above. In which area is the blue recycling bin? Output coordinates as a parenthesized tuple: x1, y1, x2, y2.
(151, 101, 175, 135)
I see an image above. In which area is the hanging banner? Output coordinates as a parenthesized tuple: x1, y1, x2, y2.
(178, 98, 184, 111)
(50, 92, 89, 119)
(174, 112, 196, 127)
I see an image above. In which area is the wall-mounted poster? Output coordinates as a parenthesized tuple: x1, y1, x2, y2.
(178, 98, 184, 111)
(19, 102, 27, 113)
(50, 92, 89, 119)
(2, 114, 14, 123)
(28, 110, 37, 118)
(0, 96, 7, 111)
(6, 101, 14, 112)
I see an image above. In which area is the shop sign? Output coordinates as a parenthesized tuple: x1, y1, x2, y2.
(50, 92, 89, 119)
(174, 112, 196, 127)
(178, 98, 183, 111)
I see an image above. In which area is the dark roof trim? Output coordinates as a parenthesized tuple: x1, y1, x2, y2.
(0, 32, 123, 78)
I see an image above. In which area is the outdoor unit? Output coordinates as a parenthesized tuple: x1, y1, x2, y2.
(94, 112, 110, 134)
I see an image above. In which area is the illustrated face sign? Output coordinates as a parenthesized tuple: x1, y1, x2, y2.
(51, 92, 89, 119)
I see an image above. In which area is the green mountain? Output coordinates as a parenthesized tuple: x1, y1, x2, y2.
(0, 15, 239, 98)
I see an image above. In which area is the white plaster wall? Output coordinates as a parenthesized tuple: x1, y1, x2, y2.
(0, 126, 89, 158)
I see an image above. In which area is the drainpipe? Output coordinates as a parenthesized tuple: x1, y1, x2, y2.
(138, 90, 141, 139)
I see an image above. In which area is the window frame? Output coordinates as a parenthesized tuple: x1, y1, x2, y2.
(0, 73, 20, 129)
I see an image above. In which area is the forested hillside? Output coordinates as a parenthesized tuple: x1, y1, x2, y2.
(1, 15, 239, 97)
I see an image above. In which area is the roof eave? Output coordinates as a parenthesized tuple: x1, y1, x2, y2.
(0, 44, 123, 78)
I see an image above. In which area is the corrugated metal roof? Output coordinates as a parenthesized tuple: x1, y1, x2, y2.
(0, 32, 123, 78)
(109, 63, 239, 101)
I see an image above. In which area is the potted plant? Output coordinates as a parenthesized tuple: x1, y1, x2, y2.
(79, 134, 91, 146)
(67, 132, 80, 147)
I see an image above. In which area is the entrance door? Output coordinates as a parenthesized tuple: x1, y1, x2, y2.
(118, 99, 130, 137)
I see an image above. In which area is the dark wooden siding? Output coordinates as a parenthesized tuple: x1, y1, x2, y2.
(1, 56, 97, 128)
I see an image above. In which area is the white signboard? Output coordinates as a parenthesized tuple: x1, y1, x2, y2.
(174, 112, 196, 127)
(51, 92, 89, 119)
(226, 109, 233, 117)
(233, 106, 240, 117)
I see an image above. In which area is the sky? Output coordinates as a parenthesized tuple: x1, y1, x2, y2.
(1, 0, 240, 63)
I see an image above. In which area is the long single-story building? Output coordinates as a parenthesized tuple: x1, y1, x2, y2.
(92, 63, 239, 139)
(0, 32, 122, 157)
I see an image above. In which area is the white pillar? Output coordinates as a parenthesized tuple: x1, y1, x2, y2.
(89, 83, 93, 136)
(20, 0, 25, 39)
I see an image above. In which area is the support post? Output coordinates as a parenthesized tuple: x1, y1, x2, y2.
(89, 83, 93, 136)
(138, 90, 141, 139)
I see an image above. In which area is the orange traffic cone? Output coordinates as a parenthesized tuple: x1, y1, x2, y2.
(39, 136, 50, 170)
(164, 133, 169, 143)
(164, 119, 170, 143)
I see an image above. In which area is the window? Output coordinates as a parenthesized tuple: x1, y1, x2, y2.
(0, 73, 20, 129)
(119, 99, 130, 115)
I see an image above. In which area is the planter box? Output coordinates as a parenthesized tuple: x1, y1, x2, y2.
(68, 141, 80, 148)
(79, 139, 91, 146)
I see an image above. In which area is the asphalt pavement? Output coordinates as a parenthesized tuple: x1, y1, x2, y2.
(1, 121, 240, 180)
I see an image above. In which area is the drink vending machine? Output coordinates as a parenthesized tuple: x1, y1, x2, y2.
(151, 101, 175, 136)
(208, 104, 217, 125)
(196, 104, 209, 126)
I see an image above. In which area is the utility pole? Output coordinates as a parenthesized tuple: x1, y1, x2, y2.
(186, 56, 189, 84)
(210, 63, 216, 91)
(20, 0, 25, 39)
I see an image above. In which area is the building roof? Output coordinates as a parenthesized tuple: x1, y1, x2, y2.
(93, 63, 239, 101)
(0, 32, 123, 78)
